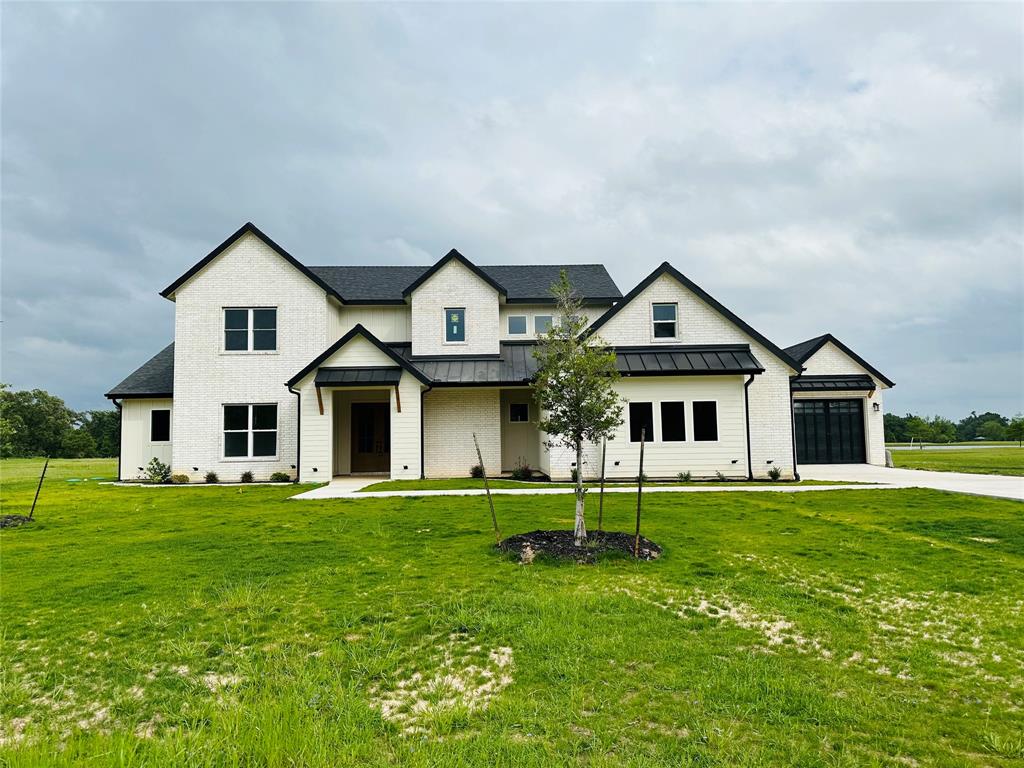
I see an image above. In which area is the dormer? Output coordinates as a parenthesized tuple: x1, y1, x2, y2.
(406, 249, 505, 357)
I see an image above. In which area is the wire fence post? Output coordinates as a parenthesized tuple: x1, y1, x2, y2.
(473, 433, 501, 546)
(29, 456, 49, 520)
(634, 430, 645, 557)
(597, 438, 607, 533)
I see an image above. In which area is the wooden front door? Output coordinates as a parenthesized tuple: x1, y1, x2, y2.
(351, 403, 390, 473)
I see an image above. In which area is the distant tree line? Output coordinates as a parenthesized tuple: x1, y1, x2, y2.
(1, 384, 119, 458)
(884, 410, 1024, 445)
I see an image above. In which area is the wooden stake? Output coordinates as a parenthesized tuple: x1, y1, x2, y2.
(634, 429, 645, 557)
(29, 456, 49, 520)
(597, 438, 607, 533)
(473, 433, 501, 546)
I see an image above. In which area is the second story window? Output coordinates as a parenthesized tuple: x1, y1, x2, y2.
(225, 308, 277, 352)
(652, 303, 677, 340)
(445, 307, 465, 343)
(507, 315, 527, 335)
(534, 315, 553, 334)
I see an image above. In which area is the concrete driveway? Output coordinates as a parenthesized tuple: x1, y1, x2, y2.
(800, 464, 1024, 502)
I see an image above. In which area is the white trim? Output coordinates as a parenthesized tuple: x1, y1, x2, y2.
(659, 400, 687, 443)
(651, 301, 678, 342)
(508, 402, 530, 423)
(628, 400, 655, 443)
(223, 306, 278, 353)
(691, 399, 720, 443)
(507, 314, 528, 335)
(222, 402, 279, 460)
(149, 408, 172, 445)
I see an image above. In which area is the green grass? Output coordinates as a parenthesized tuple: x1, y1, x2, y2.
(2, 458, 1023, 766)
(887, 441, 1020, 447)
(359, 477, 855, 492)
(891, 446, 1024, 476)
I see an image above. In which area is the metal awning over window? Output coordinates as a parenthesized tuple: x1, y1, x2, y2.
(614, 345, 764, 376)
(791, 374, 875, 392)
(314, 367, 403, 387)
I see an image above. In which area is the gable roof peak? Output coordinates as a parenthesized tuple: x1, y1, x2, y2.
(784, 333, 894, 387)
(401, 247, 506, 297)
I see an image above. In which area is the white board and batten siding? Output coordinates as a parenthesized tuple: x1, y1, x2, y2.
(588, 273, 797, 479)
(328, 304, 411, 343)
(294, 334, 422, 482)
(796, 341, 889, 466)
(119, 398, 173, 480)
(170, 232, 331, 482)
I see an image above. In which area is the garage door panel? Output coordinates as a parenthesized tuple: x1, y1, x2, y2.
(795, 399, 865, 464)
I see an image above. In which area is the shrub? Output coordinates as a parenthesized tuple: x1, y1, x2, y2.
(637, 472, 648, 483)
(768, 465, 782, 481)
(510, 462, 532, 481)
(715, 470, 727, 481)
(470, 464, 484, 479)
(269, 471, 291, 483)
(204, 471, 219, 484)
(145, 457, 171, 484)
(170, 474, 189, 484)
(570, 468, 579, 483)
(240, 471, 254, 483)
(677, 471, 692, 483)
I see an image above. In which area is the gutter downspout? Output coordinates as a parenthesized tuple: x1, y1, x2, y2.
(288, 384, 301, 482)
(112, 398, 122, 481)
(420, 384, 432, 479)
(789, 384, 801, 481)
(743, 375, 755, 481)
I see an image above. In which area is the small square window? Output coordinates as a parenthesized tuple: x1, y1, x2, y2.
(508, 315, 527, 335)
(535, 315, 553, 334)
(509, 403, 529, 422)
(629, 402, 654, 442)
(150, 409, 171, 442)
(445, 308, 465, 343)
(652, 303, 677, 339)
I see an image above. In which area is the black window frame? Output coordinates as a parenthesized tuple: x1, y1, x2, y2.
(150, 409, 171, 443)
(509, 403, 530, 423)
(652, 302, 678, 340)
(660, 401, 686, 442)
(445, 307, 466, 343)
(629, 402, 654, 443)
(692, 400, 719, 442)
(223, 403, 278, 459)
(224, 307, 277, 352)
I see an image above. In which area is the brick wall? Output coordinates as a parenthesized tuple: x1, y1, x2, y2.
(423, 388, 501, 477)
(410, 260, 500, 356)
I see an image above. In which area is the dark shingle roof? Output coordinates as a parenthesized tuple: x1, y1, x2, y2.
(791, 374, 876, 392)
(105, 343, 175, 398)
(784, 333, 894, 388)
(307, 264, 621, 304)
(783, 334, 830, 364)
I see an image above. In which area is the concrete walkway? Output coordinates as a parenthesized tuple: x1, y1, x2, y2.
(800, 464, 1024, 501)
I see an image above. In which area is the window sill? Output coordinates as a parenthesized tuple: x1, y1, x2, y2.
(220, 351, 279, 356)
(442, 342, 468, 346)
(220, 457, 280, 462)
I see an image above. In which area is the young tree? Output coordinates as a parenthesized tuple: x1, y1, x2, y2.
(533, 272, 623, 546)
(977, 418, 1007, 441)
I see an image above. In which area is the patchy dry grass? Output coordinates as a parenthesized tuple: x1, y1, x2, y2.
(1, 458, 1023, 766)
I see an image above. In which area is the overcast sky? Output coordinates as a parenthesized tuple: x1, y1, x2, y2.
(2, 2, 1021, 417)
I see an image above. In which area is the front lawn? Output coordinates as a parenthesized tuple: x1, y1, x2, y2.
(891, 446, 1024, 476)
(2, 458, 1022, 766)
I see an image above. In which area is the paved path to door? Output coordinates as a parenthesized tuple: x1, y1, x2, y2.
(799, 464, 1024, 501)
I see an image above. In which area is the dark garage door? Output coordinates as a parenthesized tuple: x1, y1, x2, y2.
(794, 399, 866, 464)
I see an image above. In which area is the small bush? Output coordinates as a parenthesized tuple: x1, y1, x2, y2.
(145, 457, 171, 484)
(715, 470, 727, 481)
(637, 472, 648, 483)
(240, 471, 254, 483)
(470, 464, 484, 479)
(204, 471, 219, 484)
(767, 465, 782, 481)
(269, 471, 291, 483)
(170, 474, 190, 484)
(510, 462, 532, 481)
(677, 471, 692, 483)
(570, 468, 579, 483)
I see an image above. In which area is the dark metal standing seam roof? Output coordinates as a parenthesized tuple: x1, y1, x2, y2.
(307, 264, 621, 304)
(105, 343, 175, 398)
(314, 367, 402, 386)
(791, 375, 876, 392)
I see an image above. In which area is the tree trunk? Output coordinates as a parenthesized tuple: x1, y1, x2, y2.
(574, 441, 586, 546)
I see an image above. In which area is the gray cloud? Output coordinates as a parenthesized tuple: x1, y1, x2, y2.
(2, 2, 1021, 418)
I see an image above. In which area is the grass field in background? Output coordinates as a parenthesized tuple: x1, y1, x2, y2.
(886, 441, 1019, 447)
(891, 446, 1024, 477)
(2, 458, 1022, 766)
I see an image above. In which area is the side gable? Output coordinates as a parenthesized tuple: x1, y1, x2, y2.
(402, 249, 506, 298)
(587, 262, 802, 373)
(286, 324, 431, 388)
(160, 222, 344, 302)
(787, 334, 894, 388)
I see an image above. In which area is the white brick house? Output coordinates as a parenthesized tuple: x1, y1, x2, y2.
(106, 223, 893, 482)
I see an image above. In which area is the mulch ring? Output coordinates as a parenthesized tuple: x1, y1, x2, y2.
(498, 529, 662, 564)
(1, 515, 34, 529)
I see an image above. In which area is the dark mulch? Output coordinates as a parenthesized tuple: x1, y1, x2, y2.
(498, 529, 662, 564)
(1, 515, 34, 529)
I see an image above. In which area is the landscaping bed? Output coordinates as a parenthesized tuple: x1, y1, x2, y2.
(499, 529, 662, 563)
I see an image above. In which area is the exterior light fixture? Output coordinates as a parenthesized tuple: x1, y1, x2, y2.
(873, 403, 881, 412)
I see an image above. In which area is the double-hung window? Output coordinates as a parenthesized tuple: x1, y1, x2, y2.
(225, 308, 277, 352)
(692, 401, 719, 442)
(652, 303, 677, 340)
(629, 402, 654, 442)
(224, 404, 278, 458)
(507, 315, 527, 335)
(445, 308, 465, 343)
